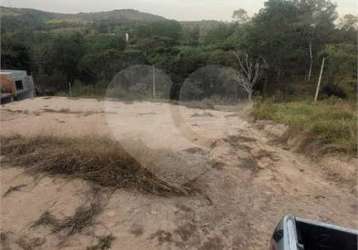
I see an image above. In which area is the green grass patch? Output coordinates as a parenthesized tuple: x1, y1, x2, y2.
(253, 99, 357, 154)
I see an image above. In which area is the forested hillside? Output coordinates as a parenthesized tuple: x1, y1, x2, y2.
(1, 1, 357, 101)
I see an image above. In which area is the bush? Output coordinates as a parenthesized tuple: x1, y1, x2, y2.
(321, 83, 347, 99)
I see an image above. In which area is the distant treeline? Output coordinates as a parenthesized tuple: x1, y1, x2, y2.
(1, 0, 357, 100)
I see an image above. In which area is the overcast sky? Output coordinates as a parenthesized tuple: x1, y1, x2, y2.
(1, 0, 357, 21)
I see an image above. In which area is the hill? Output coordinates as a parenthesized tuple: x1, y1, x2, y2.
(0, 6, 167, 24)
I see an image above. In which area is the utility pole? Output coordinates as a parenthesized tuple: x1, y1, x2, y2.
(152, 65, 156, 99)
(314, 57, 326, 103)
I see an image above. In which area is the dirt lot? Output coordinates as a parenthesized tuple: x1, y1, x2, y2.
(1, 97, 357, 250)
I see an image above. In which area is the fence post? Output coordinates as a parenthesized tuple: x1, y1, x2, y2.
(314, 57, 326, 103)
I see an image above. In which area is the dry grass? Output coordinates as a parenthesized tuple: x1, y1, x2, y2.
(32, 200, 102, 236)
(0, 135, 190, 196)
(0, 232, 45, 250)
(16, 236, 46, 250)
(2, 184, 27, 197)
(191, 112, 214, 118)
(2, 108, 111, 117)
(54, 202, 102, 236)
(87, 235, 115, 250)
(41, 108, 111, 116)
(32, 211, 59, 229)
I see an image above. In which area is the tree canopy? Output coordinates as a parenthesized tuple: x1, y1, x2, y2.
(1, 0, 356, 100)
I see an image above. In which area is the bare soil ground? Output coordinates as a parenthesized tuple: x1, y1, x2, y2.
(1, 97, 357, 250)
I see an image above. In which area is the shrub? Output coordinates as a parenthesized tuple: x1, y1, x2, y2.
(321, 83, 347, 99)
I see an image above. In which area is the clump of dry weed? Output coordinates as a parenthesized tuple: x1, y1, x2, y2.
(54, 202, 102, 236)
(32, 200, 101, 236)
(0, 135, 190, 196)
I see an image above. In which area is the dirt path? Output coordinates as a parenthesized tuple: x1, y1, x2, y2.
(1, 97, 357, 249)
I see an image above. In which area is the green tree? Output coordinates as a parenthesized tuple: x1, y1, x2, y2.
(43, 33, 85, 88)
(1, 34, 31, 71)
(293, 0, 338, 80)
(232, 9, 249, 24)
(85, 34, 126, 52)
(203, 23, 234, 45)
(338, 14, 358, 31)
(182, 26, 200, 46)
(135, 20, 182, 42)
(249, 0, 304, 78)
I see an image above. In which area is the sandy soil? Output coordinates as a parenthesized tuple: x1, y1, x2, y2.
(1, 96, 357, 250)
